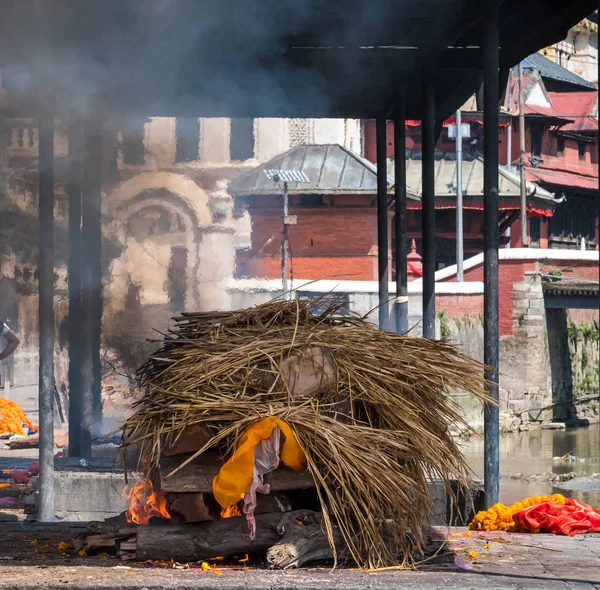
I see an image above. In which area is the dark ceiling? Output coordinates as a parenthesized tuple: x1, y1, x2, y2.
(0, 0, 596, 120)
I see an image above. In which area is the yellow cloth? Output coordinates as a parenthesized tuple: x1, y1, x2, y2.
(213, 417, 306, 508)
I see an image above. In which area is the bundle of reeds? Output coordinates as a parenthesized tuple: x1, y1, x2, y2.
(121, 299, 489, 569)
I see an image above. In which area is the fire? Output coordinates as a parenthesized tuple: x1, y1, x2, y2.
(123, 479, 170, 525)
(220, 503, 242, 518)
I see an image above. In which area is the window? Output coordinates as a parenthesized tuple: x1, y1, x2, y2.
(121, 117, 147, 165)
(299, 292, 350, 316)
(556, 136, 565, 157)
(578, 142, 586, 162)
(288, 118, 311, 146)
(175, 118, 200, 162)
(530, 123, 543, 157)
(167, 247, 188, 313)
(230, 118, 255, 161)
(529, 217, 541, 247)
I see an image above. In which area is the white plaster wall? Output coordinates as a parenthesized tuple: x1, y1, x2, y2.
(526, 82, 551, 107)
(145, 117, 176, 168)
(200, 118, 231, 163)
(255, 118, 289, 162)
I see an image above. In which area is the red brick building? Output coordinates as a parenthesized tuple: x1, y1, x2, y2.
(232, 143, 418, 281)
(363, 52, 599, 255)
(231, 143, 555, 281)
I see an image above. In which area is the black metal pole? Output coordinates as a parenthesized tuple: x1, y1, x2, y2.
(81, 120, 103, 453)
(67, 120, 83, 458)
(394, 98, 408, 335)
(483, 0, 500, 508)
(421, 69, 436, 339)
(37, 115, 55, 522)
(376, 116, 389, 330)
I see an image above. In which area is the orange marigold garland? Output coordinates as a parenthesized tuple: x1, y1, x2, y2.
(0, 399, 38, 436)
(469, 494, 566, 532)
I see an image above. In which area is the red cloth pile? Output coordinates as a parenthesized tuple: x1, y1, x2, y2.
(513, 498, 600, 536)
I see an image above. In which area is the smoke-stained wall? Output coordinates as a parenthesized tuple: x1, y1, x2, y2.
(0, 110, 361, 429)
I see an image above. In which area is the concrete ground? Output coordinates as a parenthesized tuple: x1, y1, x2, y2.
(0, 523, 597, 589)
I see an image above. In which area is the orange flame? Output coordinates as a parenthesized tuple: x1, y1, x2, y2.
(123, 479, 170, 525)
(220, 504, 242, 518)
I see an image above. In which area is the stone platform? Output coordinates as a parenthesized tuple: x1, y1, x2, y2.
(0, 524, 597, 589)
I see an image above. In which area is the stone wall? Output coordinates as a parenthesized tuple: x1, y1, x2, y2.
(499, 272, 552, 421)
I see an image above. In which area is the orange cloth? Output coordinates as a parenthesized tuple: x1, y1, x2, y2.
(212, 417, 305, 509)
(513, 498, 600, 536)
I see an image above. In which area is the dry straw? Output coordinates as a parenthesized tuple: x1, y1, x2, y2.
(121, 299, 490, 570)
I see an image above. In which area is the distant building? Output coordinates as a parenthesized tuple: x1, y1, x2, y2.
(541, 13, 598, 86)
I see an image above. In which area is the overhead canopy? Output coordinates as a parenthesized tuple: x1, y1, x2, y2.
(0, 0, 595, 119)
(231, 144, 419, 198)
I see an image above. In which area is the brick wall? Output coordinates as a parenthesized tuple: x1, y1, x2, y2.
(437, 295, 483, 318)
(238, 254, 379, 281)
(441, 257, 599, 336)
(241, 206, 388, 281)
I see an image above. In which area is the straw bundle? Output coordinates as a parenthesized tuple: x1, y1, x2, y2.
(121, 299, 489, 569)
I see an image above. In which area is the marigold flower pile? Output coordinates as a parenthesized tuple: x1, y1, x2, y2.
(0, 399, 38, 436)
(469, 494, 566, 532)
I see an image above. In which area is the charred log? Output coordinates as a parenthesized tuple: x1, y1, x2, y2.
(135, 512, 283, 562)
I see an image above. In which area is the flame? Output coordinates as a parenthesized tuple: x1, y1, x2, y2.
(123, 479, 170, 525)
(238, 554, 249, 563)
(220, 504, 242, 518)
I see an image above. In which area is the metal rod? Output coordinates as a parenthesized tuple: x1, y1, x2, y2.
(421, 69, 436, 339)
(483, 0, 500, 508)
(37, 115, 55, 522)
(376, 116, 389, 330)
(67, 120, 83, 457)
(518, 62, 528, 247)
(456, 109, 464, 282)
(282, 181, 290, 299)
(506, 122, 512, 171)
(394, 98, 408, 335)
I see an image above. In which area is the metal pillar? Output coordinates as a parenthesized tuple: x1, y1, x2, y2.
(421, 69, 436, 339)
(37, 115, 55, 522)
(81, 121, 103, 450)
(282, 181, 290, 299)
(376, 117, 389, 330)
(394, 99, 408, 334)
(483, 0, 500, 508)
(67, 121, 83, 457)
(518, 62, 527, 247)
(456, 109, 464, 282)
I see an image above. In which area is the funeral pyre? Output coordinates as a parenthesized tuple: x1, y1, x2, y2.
(113, 300, 489, 570)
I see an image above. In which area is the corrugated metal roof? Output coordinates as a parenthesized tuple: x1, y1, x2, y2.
(549, 91, 598, 133)
(522, 53, 597, 89)
(386, 152, 556, 203)
(526, 167, 599, 191)
(230, 144, 419, 198)
(524, 104, 573, 120)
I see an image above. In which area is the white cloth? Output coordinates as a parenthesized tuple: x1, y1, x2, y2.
(243, 427, 281, 539)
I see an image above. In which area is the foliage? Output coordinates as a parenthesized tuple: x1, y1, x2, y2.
(437, 310, 452, 340)
(548, 269, 563, 278)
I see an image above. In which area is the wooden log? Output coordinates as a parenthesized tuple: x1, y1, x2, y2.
(136, 512, 284, 562)
(158, 453, 314, 493)
(162, 424, 213, 457)
(167, 492, 214, 523)
(267, 510, 343, 569)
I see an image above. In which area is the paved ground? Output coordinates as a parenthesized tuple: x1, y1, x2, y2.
(0, 523, 597, 589)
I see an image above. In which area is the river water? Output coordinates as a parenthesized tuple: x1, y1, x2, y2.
(460, 425, 600, 507)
